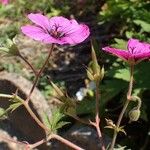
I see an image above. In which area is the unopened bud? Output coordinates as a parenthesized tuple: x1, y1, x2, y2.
(87, 68, 94, 81)
(9, 43, 20, 56)
(86, 46, 105, 81)
(51, 82, 65, 98)
(129, 108, 140, 122)
(6, 39, 20, 56)
(0, 38, 20, 56)
(91, 46, 99, 75)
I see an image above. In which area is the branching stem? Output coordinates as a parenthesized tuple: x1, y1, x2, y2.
(0, 94, 84, 150)
(90, 81, 106, 150)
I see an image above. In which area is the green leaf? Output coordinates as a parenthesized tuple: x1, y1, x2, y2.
(7, 102, 22, 112)
(112, 38, 127, 50)
(0, 47, 9, 53)
(45, 109, 70, 133)
(107, 67, 130, 81)
(77, 79, 127, 116)
(125, 31, 134, 39)
(133, 20, 150, 32)
(0, 107, 8, 120)
(55, 121, 70, 131)
(42, 113, 51, 129)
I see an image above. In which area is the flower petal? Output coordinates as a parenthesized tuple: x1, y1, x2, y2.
(102, 47, 129, 61)
(21, 25, 57, 44)
(128, 38, 150, 54)
(134, 52, 150, 60)
(61, 24, 90, 44)
(0, 0, 8, 5)
(28, 13, 50, 30)
(21, 15, 90, 45)
(49, 16, 71, 29)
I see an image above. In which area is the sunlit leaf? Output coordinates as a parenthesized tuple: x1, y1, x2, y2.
(134, 20, 150, 32)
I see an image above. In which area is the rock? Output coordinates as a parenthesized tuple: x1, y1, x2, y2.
(0, 129, 25, 150)
(51, 124, 111, 150)
(0, 72, 52, 149)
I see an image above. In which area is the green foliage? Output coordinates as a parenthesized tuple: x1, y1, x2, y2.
(133, 19, 150, 33)
(0, 62, 22, 73)
(7, 101, 22, 112)
(43, 109, 70, 133)
(0, 0, 55, 19)
(111, 38, 127, 49)
(77, 78, 128, 116)
(0, 0, 63, 41)
(99, 0, 150, 41)
(6, 96, 23, 112)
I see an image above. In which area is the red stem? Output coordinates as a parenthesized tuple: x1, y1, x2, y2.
(90, 81, 105, 150)
(26, 44, 54, 103)
(19, 54, 37, 76)
(30, 133, 85, 150)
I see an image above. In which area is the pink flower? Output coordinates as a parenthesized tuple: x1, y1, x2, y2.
(0, 0, 9, 5)
(102, 39, 150, 64)
(21, 13, 90, 45)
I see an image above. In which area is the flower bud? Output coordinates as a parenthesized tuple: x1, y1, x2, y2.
(86, 45, 104, 81)
(0, 38, 20, 56)
(129, 108, 140, 122)
(91, 45, 99, 75)
(87, 68, 94, 81)
(51, 81, 65, 98)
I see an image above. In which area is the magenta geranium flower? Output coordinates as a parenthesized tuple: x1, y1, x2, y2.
(102, 39, 150, 64)
(0, 0, 9, 5)
(21, 13, 90, 45)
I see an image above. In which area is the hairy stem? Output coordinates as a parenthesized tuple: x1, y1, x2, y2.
(71, 115, 91, 125)
(95, 81, 105, 150)
(0, 93, 49, 132)
(30, 133, 85, 150)
(22, 101, 49, 132)
(0, 93, 14, 99)
(29, 138, 46, 149)
(90, 81, 105, 150)
(51, 134, 84, 150)
(26, 44, 54, 103)
(18, 54, 37, 76)
(110, 65, 134, 150)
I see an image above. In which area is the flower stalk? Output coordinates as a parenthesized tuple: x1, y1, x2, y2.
(30, 133, 84, 150)
(109, 65, 134, 150)
(22, 101, 50, 132)
(26, 44, 54, 103)
(90, 80, 105, 150)
(18, 53, 37, 76)
(87, 45, 105, 150)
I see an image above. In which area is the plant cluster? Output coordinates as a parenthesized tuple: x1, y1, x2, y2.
(0, 1, 150, 150)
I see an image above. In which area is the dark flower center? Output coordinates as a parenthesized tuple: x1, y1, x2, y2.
(129, 47, 135, 54)
(50, 29, 65, 38)
(46, 24, 65, 39)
